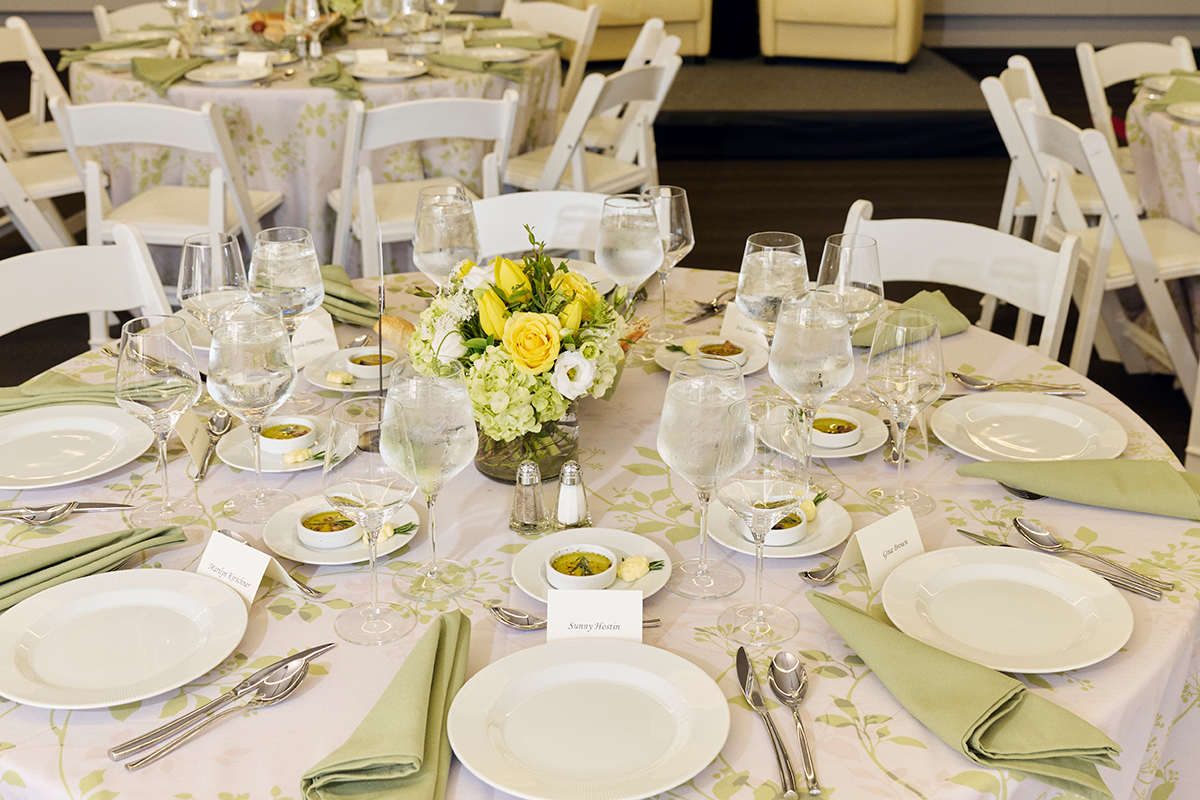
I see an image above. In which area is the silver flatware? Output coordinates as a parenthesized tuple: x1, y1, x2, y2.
(1013, 518, 1174, 591)
(949, 371, 1082, 392)
(769, 652, 820, 796)
(252, 66, 296, 88)
(488, 604, 660, 630)
(736, 646, 797, 798)
(881, 418, 907, 465)
(684, 288, 735, 324)
(998, 482, 1045, 501)
(799, 563, 837, 585)
(218, 529, 326, 599)
(194, 409, 233, 482)
(940, 389, 1087, 399)
(0, 501, 134, 525)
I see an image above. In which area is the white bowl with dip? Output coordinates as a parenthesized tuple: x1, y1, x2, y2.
(296, 504, 361, 550)
(258, 416, 317, 455)
(344, 347, 401, 379)
(810, 413, 862, 449)
(545, 544, 618, 590)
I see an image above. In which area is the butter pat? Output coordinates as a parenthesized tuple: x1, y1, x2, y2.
(327, 370, 355, 385)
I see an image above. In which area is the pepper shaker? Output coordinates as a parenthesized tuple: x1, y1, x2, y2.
(554, 460, 592, 529)
(510, 460, 549, 535)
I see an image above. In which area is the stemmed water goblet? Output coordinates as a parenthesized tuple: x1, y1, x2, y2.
(815, 232, 883, 406)
(641, 185, 694, 346)
(325, 396, 419, 645)
(658, 354, 746, 599)
(411, 185, 480, 287)
(397, 0, 430, 43)
(178, 231, 248, 334)
(864, 308, 946, 516)
(595, 193, 664, 361)
(363, 0, 399, 37)
(115, 315, 204, 527)
(734, 232, 808, 396)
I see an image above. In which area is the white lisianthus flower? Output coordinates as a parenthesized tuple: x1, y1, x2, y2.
(434, 328, 468, 359)
(550, 350, 596, 400)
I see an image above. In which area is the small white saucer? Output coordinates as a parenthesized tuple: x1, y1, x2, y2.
(263, 495, 419, 565)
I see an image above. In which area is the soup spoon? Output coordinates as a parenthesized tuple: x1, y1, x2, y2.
(1013, 518, 1174, 591)
(488, 604, 660, 630)
(949, 372, 1082, 391)
(769, 652, 821, 796)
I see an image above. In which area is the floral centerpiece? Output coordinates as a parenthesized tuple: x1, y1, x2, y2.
(408, 231, 629, 482)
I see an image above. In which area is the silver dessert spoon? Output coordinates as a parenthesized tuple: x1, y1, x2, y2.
(949, 371, 1081, 391)
(0, 502, 76, 525)
(799, 563, 837, 585)
(1013, 518, 1174, 591)
(769, 652, 821, 796)
(488, 604, 660, 630)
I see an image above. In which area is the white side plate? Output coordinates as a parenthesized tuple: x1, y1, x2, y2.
(1167, 101, 1200, 124)
(215, 415, 328, 473)
(511, 527, 670, 604)
(473, 45, 529, 62)
(0, 405, 154, 490)
(262, 495, 419, 565)
(708, 497, 852, 558)
(654, 338, 768, 376)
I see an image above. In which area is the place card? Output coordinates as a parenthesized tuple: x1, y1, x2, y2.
(545, 589, 642, 643)
(719, 302, 770, 350)
(237, 50, 271, 67)
(355, 48, 389, 63)
(175, 410, 209, 469)
(290, 308, 339, 369)
(833, 507, 925, 590)
(197, 530, 310, 605)
(442, 34, 466, 54)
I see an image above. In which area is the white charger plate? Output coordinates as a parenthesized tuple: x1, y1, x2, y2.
(654, 337, 768, 376)
(303, 350, 390, 394)
(84, 48, 163, 68)
(346, 61, 428, 81)
(185, 63, 272, 85)
(215, 415, 328, 473)
(512, 527, 670, 604)
(472, 45, 528, 62)
(262, 495, 419, 565)
(882, 547, 1133, 673)
(0, 406, 154, 490)
(930, 393, 1127, 462)
(708, 497, 852, 558)
(448, 639, 729, 800)
(1167, 101, 1200, 124)
(0, 570, 247, 709)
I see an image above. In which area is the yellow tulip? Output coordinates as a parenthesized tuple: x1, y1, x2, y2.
(503, 312, 562, 375)
(478, 289, 509, 339)
(558, 298, 585, 331)
(493, 256, 531, 300)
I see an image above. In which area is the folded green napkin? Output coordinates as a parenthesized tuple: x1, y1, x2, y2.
(1141, 74, 1200, 113)
(310, 58, 365, 101)
(56, 37, 172, 70)
(0, 373, 117, 415)
(132, 56, 212, 97)
(446, 17, 512, 29)
(809, 592, 1121, 800)
(851, 289, 971, 347)
(301, 610, 471, 800)
(321, 264, 379, 327)
(467, 36, 562, 51)
(425, 53, 526, 83)
(0, 526, 187, 611)
(959, 459, 1200, 520)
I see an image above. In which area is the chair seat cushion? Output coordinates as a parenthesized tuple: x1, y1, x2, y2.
(773, 0, 896, 27)
(504, 147, 648, 193)
(327, 177, 477, 243)
(1076, 217, 1200, 289)
(9, 118, 64, 154)
(8, 151, 83, 199)
(106, 186, 282, 242)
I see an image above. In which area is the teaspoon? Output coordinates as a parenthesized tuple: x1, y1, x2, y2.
(949, 371, 1082, 392)
(1013, 518, 1174, 591)
(488, 604, 660, 630)
(768, 652, 821, 796)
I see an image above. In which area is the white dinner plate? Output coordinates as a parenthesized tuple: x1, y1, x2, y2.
(446, 13, 484, 21)
(105, 30, 173, 42)
(346, 61, 428, 81)
(215, 415, 328, 473)
(262, 495, 419, 565)
(511, 527, 670, 604)
(0, 570, 247, 709)
(0, 406, 154, 490)
(653, 337, 768, 376)
(185, 63, 272, 85)
(448, 639, 730, 800)
(1167, 101, 1200, 124)
(472, 45, 529, 62)
(474, 28, 547, 39)
(930, 393, 1127, 462)
(84, 48, 163, 69)
(708, 497, 852, 558)
(882, 547, 1133, 673)
(303, 350, 391, 394)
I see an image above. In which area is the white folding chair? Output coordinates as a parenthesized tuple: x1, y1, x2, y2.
(93, 2, 177, 40)
(0, 114, 86, 251)
(474, 190, 606, 260)
(328, 89, 520, 278)
(1077, 37, 1196, 173)
(0, 17, 69, 156)
(501, 0, 601, 113)
(843, 198, 1081, 362)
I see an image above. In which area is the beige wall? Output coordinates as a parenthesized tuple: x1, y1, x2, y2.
(1, 0, 148, 48)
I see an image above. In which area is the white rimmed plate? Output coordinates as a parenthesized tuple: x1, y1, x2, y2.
(215, 415, 328, 473)
(708, 497, 852, 558)
(512, 527, 670, 604)
(346, 61, 428, 81)
(810, 404, 887, 459)
(105, 30, 173, 42)
(653, 337, 768, 376)
(84, 48, 163, 69)
(473, 45, 528, 62)
(303, 350, 392, 394)
(1167, 101, 1200, 124)
(262, 495, 419, 565)
(930, 393, 1127, 462)
(446, 12, 484, 21)
(474, 28, 547, 39)
(185, 63, 272, 85)
(0, 405, 154, 490)
(882, 547, 1133, 673)
(448, 639, 729, 800)
(0, 570, 247, 709)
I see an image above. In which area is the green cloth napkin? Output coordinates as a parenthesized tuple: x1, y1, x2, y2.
(56, 37, 172, 70)
(467, 36, 562, 51)
(446, 17, 512, 29)
(809, 592, 1121, 800)
(958, 459, 1200, 520)
(0, 526, 187, 611)
(0, 373, 116, 415)
(131, 56, 212, 97)
(321, 264, 379, 327)
(310, 58, 365, 101)
(1141, 74, 1200, 113)
(851, 289, 971, 347)
(425, 53, 527, 83)
(301, 610, 471, 800)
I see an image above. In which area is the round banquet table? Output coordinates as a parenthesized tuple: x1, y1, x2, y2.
(0, 267, 1197, 800)
(1128, 82, 1200, 233)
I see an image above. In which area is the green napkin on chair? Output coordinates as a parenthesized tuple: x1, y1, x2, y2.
(425, 53, 527, 83)
(0, 373, 117, 415)
(446, 17, 512, 29)
(851, 289, 971, 347)
(301, 610, 471, 800)
(322, 264, 379, 328)
(56, 37, 172, 70)
(809, 592, 1121, 800)
(0, 526, 187, 611)
(310, 58, 365, 101)
(1141, 74, 1200, 113)
(467, 36, 562, 51)
(958, 459, 1200, 520)
(131, 56, 212, 97)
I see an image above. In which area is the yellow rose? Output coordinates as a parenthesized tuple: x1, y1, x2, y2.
(503, 312, 562, 375)
(492, 256, 531, 300)
(552, 270, 601, 306)
(558, 298, 585, 331)
(478, 289, 508, 340)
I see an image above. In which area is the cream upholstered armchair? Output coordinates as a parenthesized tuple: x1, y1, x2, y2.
(757, 0, 924, 67)
(553, 0, 712, 60)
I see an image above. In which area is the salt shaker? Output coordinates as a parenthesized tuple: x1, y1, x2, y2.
(509, 460, 549, 535)
(554, 460, 592, 529)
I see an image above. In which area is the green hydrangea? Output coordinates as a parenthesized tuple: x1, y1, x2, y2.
(466, 346, 569, 442)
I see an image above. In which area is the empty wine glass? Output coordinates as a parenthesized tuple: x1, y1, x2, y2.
(734, 232, 808, 396)
(816, 233, 883, 407)
(717, 397, 805, 645)
(641, 185, 694, 346)
(325, 396, 419, 645)
(207, 302, 299, 523)
(162, 0, 186, 25)
(411, 185, 480, 287)
(658, 354, 746, 599)
(206, 0, 241, 40)
(363, 0, 399, 36)
(115, 316, 204, 527)
(178, 232, 248, 333)
(427, 0, 456, 35)
(595, 194, 665, 297)
(865, 308, 946, 516)
(397, 0, 430, 41)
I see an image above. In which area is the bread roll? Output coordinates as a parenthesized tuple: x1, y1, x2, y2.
(374, 315, 415, 349)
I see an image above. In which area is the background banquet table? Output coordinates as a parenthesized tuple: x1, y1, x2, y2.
(1128, 87, 1200, 233)
(0, 266, 1196, 800)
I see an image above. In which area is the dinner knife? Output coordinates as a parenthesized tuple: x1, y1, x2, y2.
(956, 530, 1162, 600)
(1, 502, 134, 515)
(108, 642, 337, 761)
(736, 646, 798, 797)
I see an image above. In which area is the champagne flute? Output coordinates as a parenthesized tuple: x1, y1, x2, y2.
(641, 185, 694, 346)
(864, 308, 946, 517)
(411, 185, 480, 287)
(207, 302, 299, 523)
(115, 315, 204, 527)
(178, 232, 248, 333)
(716, 397, 805, 645)
(658, 354, 746, 599)
(734, 232, 808, 396)
(325, 396, 419, 645)
(815, 233, 883, 407)
(769, 291, 854, 501)
(387, 360, 478, 602)
(363, 0, 399, 36)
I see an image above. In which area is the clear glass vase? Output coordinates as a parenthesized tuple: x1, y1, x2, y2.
(474, 404, 579, 483)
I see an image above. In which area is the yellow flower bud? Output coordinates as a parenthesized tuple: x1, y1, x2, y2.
(478, 289, 509, 340)
(492, 256, 531, 300)
(558, 298, 584, 331)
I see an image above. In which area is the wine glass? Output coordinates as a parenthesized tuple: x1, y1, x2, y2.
(206, 0, 241, 40)
(178, 232, 248, 333)
(864, 308, 946, 517)
(207, 302, 299, 523)
(248, 226, 324, 414)
(115, 315, 204, 527)
(325, 396, 419, 645)
(595, 194, 665, 297)
(387, 360, 479, 602)
(240, 0, 261, 12)
(815, 233, 883, 407)
(769, 291, 854, 501)
(641, 185, 694, 346)
(658, 355, 746, 599)
(427, 0, 456, 36)
(397, 0, 429, 41)
(363, 0, 399, 36)
(734, 232, 808, 396)
(163, 0, 186, 25)
(411, 185, 480, 287)
(716, 397, 805, 645)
